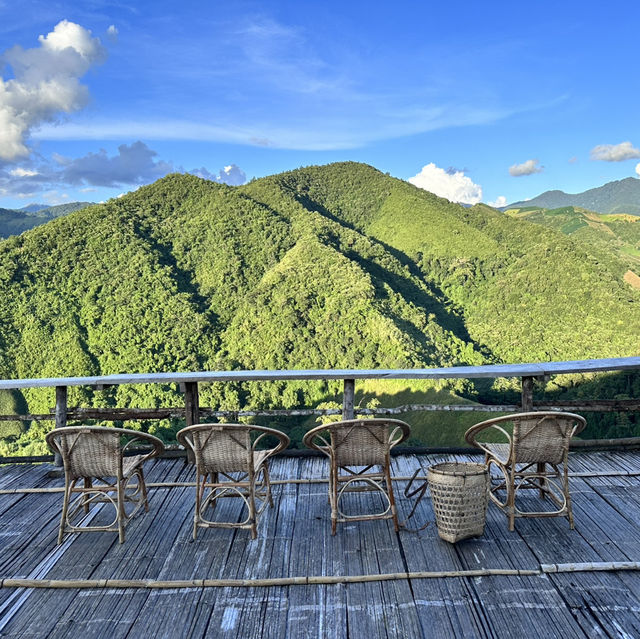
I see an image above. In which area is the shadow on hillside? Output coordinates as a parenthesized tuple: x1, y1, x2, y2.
(345, 251, 480, 352)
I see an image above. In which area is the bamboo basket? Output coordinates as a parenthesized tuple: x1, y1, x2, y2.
(427, 462, 489, 543)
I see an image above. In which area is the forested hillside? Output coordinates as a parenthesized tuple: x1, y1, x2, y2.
(0, 163, 638, 454)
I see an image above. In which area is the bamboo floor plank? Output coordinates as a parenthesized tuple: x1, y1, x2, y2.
(44, 460, 196, 639)
(2, 454, 640, 638)
(279, 456, 343, 639)
(515, 502, 640, 638)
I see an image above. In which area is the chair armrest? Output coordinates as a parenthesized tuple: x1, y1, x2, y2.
(389, 420, 411, 448)
(302, 424, 332, 455)
(120, 429, 165, 463)
(465, 418, 512, 457)
(252, 426, 290, 458)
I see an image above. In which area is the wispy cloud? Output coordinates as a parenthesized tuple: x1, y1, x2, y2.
(32, 16, 552, 152)
(509, 159, 543, 176)
(590, 141, 640, 162)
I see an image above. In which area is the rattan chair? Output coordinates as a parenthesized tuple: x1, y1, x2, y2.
(46, 426, 165, 544)
(303, 419, 411, 535)
(464, 411, 586, 530)
(177, 423, 290, 539)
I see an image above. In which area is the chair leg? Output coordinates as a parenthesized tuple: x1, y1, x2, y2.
(248, 477, 257, 540)
(193, 473, 205, 540)
(508, 466, 516, 532)
(263, 464, 274, 508)
(330, 465, 338, 535)
(117, 477, 126, 544)
(138, 467, 150, 512)
(58, 476, 73, 545)
(563, 463, 575, 529)
(537, 463, 547, 498)
(384, 462, 399, 532)
(83, 477, 92, 513)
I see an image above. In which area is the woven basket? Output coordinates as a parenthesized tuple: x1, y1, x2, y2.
(427, 462, 489, 543)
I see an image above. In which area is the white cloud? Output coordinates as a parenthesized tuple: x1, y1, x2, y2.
(0, 20, 106, 162)
(487, 196, 507, 208)
(9, 167, 39, 177)
(509, 159, 543, 176)
(590, 141, 640, 162)
(106, 25, 118, 41)
(636, 162, 640, 178)
(190, 164, 247, 186)
(408, 163, 482, 204)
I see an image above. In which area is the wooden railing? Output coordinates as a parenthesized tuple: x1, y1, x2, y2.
(0, 357, 638, 432)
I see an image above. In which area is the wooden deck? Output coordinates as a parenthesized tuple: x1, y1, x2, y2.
(2, 451, 640, 638)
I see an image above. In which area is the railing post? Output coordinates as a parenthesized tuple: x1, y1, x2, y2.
(182, 382, 200, 464)
(342, 379, 355, 420)
(54, 385, 67, 467)
(521, 376, 534, 412)
(183, 382, 200, 426)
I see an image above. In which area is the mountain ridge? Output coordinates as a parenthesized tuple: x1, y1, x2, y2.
(508, 176, 640, 215)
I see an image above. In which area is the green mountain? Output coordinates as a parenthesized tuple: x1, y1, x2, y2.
(504, 205, 640, 270)
(0, 163, 638, 454)
(0, 201, 93, 239)
(508, 177, 640, 215)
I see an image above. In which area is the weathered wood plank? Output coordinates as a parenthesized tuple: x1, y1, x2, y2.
(3, 453, 640, 638)
(0, 356, 637, 391)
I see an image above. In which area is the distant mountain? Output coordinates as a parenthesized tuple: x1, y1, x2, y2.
(508, 177, 640, 215)
(18, 203, 48, 213)
(0, 202, 93, 239)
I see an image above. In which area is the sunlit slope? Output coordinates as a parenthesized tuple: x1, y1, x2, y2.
(245, 163, 640, 362)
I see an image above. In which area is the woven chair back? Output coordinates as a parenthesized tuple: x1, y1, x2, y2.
(191, 426, 252, 474)
(331, 421, 390, 467)
(56, 430, 121, 478)
(513, 414, 575, 464)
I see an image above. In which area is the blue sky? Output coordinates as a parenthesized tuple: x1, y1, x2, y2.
(1, 0, 639, 209)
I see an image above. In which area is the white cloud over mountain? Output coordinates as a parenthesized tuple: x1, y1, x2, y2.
(408, 163, 482, 205)
(190, 164, 247, 185)
(590, 141, 640, 162)
(0, 20, 106, 162)
(487, 195, 507, 208)
(509, 159, 543, 176)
